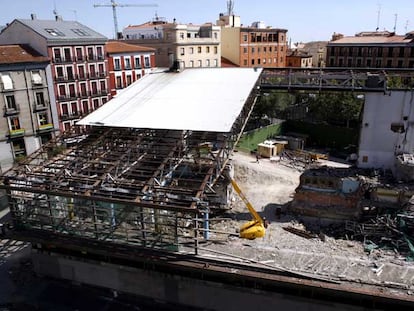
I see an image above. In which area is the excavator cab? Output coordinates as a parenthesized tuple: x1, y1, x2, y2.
(228, 177, 267, 239)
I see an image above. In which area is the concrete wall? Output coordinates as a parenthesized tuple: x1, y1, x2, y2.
(358, 91, 414, 170)
(32, 251, 369, 311)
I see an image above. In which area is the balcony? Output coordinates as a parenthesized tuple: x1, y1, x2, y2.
(57, 93, 78, 101)
(38, 123, 54, 132)
(55, 75, 76, 82)
(8, 128, 25, 138)
(53, 57, 75, 64)
(33, 101, 49, 112)
(60, 112, 80, 121)
(3, 104, 20, 116)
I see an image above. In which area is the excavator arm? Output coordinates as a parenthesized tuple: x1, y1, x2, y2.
(229, 178, 266, 239)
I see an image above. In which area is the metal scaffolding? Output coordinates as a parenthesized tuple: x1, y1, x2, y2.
(0, 89, 258, 254)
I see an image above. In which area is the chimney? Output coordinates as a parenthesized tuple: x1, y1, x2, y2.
(31, 14, 37, 20)
(55, 15, 63, 22)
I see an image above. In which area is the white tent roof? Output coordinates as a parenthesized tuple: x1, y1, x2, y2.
(77, 67, 263, 132)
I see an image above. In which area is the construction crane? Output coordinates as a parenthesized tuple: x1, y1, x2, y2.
(93, 0, 158, 38)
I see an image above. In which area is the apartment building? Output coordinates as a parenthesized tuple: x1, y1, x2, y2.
(218, 14, 287, 68)
(326, 31, 414, 68)
(106, 41, 155, 96)
(0, 45, 55, 170)
(123, 17, 221, 69)
(286, 50, 313, 68)
(0, 15, 110, 131)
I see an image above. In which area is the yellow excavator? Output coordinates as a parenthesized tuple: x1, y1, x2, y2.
(229, 177, 267, 239)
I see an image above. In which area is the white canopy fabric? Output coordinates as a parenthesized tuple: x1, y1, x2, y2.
(77, 67, 263, 132)
(1, 74, 13, 90)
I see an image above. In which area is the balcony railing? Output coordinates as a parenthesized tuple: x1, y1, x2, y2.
(53, 57, 75, 64)
(60, 112, 81, 121)
(8, 128, 25, 138)
(57, 93, 78, 101)
(3, 104, 20, 116)
(33, 101, 49, 112)
(38, 123, 54, 132)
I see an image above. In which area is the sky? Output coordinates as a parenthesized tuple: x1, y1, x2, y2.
(0, 0, 413, 43)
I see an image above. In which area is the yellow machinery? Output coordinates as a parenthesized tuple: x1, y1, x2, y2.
(229, 178, 266, 239)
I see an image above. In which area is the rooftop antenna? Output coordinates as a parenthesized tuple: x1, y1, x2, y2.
(53, 0, 59, 19)
(227, 0, 234, 15)
(393, 13, 398, 33)
(93, 0, 158, 39)
(70, 10, 78, 21)
(405, 20, 409, 32)
(376, 3, 381, 31)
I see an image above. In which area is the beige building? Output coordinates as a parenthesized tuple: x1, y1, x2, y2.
(0, 45, 56, 170)
(218, 14, 287, 68)
(123, 17, 221, 69)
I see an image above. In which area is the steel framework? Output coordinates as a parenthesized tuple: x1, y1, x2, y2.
(0, 89, 258, 254)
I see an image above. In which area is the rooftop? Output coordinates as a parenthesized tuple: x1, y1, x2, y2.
(13, 18, 107, 42)
(78, 67, 263, 132)
(106, 40, 155, 54)
(0, 44, 49, 64)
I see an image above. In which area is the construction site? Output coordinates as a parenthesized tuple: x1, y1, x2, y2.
(1, 67, 414, 310)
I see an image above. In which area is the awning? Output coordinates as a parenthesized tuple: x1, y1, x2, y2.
(31, 72, 42, 85)
(1, 74, 13, 90)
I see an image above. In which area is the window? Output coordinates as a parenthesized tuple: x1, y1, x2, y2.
(8, 116, 21, 130)
(80, 83, 87, 97)
(91, 81, 98, 94)
(376, 59, 382, 68)
(78, 65, 85, 79)
(198, 60, 202, 67)
(71, 102, 78, 116)
(252, 47, 255, 53)
(1, 74, 13, 90)
(45, 28, 65, 36)
(206, 59, 210, 67)
(190, 60, 194, 67)
(197, 46, 202, 53)
(180, 32, 184, 39)
(125, 58, 131, 69)
(64, 48, 71, 62)
(68, 84, 76, 98)
(87, 47, 94, 60)
(214, 59, 218, 67)
(251, 59, 255, 65)
(12, 139, 26, 158)
(144, 57, 150, 68)
(5, 95, 16, 109)
(187, 33, 191, 38)
(388, 47, 393, 57)
(243, 59, 247, 66)
(97, 47, 103, 60)
(206, 46, 210, 53)
(126, 75, 132, 86)
(114, 58, 121, 70)
(100, 80, 106, 93)
(243, 34, 248, 42)
(136, 73, 142, 80)
(134, 56, 141, 68)
(387, 59, 392, 67)
(214, 32, 218, 39)
(243, 47, 247, 53)
(89, 64, 96, 77)
(38, 112, 49, 126)
(214, 46, 218, 54)
(116, 76, 122, 89)
(82, 100, 89, 114)
(53, 48, 62, 62)
(190, 47, 194, 54)
(180, 48, 185, 56)
(71, 28, 90, 36)
(35, 92, 45, 107)
(76, 47, 83, 61)
(98, 63, 104, 76)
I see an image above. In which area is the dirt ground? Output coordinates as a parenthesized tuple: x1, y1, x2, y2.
(200, 151, 414, 298)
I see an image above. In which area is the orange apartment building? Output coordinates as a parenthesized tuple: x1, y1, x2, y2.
(105, 41, 155, 96)
(218, 14, 287, 68)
